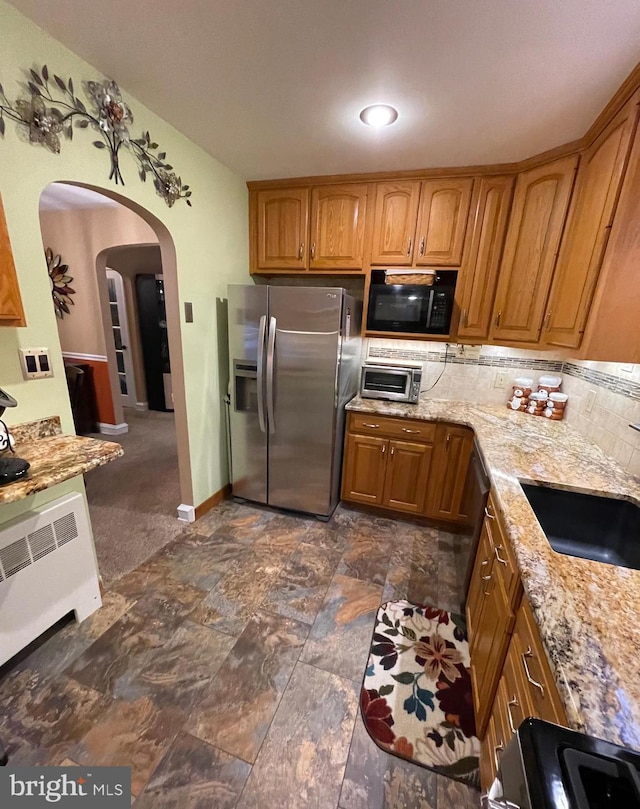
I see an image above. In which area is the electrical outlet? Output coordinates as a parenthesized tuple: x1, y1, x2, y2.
(462, 345, 481, 359)
(620, 364, 634, 374)
(494, 371, 508, 388)
(585, 390, 597, 413)
(19, 347, 53, 379)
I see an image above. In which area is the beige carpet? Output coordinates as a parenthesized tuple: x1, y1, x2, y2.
(85, 408, 185, 583)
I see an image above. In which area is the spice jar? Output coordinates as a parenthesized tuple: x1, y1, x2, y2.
(512, 377, 534, 398)
(538, 375, 562, 394)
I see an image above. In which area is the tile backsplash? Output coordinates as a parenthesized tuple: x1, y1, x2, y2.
(363, 338, 640, 475)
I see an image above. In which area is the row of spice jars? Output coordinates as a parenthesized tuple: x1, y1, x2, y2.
(507, 376, 568, 420)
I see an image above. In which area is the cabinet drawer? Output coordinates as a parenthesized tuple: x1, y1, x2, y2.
(348, 413, 436, 442)
(485, 493, 521, 608)
(514, 599, 567, 725)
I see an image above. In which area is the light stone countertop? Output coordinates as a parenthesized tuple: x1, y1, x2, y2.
(0, 416, 123, 505)
(346, 394, 640, 750)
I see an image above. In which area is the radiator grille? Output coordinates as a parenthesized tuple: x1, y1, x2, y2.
(0, 509, 79, 581)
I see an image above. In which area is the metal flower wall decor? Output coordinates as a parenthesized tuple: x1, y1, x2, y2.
(46, 247, 76, 318)
(0, 66, 192, 208)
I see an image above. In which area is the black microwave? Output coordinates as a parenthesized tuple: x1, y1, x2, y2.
(366, 269, 456, 334)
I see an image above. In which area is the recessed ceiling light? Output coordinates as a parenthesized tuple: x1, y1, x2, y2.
(359, 104, 398, 127)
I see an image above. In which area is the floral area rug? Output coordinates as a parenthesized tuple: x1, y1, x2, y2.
(361, 600, 480, 787)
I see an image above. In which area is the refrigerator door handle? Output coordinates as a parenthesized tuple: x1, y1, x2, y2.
(256, 315, 267, 434)
(266, 316, 277, 434)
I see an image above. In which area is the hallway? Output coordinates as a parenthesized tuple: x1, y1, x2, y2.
(86, 407, 183, 582)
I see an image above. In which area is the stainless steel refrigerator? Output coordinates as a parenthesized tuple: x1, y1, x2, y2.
(227, 285, 361, 518)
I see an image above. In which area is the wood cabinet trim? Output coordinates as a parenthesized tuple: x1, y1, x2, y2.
(0, 193, 26, 327)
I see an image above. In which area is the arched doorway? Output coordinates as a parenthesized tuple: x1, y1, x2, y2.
(38, 181, 193, 580)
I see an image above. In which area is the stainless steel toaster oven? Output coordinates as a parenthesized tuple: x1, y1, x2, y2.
(360, 362, 422, 403)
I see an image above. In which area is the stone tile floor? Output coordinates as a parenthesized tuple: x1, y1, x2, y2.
(0, 501, 479, 808)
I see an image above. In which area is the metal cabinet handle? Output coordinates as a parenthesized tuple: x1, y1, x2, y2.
(506, 696, 519, 734)
(402, 427, 420, 434)
(482, 573, 493, 595)
(381, 444, 386, 454)
(494, 544, 508, 566)
(544, 310, 552, 331)
(298, 243, 304, 260)
(521, 647, 545, 696)
(390, 446, 395, 457)
(419, 236, 426, 256)
(484, 506, 495, 520)
(407, 237, 412, 256)
(462, 309, 468, 328)
(363, 422, 380, 428)
(495, 311, 502, 327)
(310, 242, 316, 260)
(445, 433, 451, 450)
(493, 742, 504, 771)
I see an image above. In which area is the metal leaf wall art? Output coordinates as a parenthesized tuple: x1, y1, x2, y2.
(46, 247, 76, 318)
(0, 66, 192, 208)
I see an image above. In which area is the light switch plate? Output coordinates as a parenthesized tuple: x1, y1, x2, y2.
(19, 347, 53, 379)
(585, 389, 597, 413)
(494, 371, 508, 388)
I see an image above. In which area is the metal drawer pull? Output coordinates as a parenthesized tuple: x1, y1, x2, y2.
(522, 647, 545, 696)
(363, 422, 380, 428)
(482, 573, 493, 596)
(381, 444, 386, 454)
(390, 446, 395, 457)
(494, 544, 508, 566)
(484, 506, 495, 520)
(407, 237, 412, 255)
(506, 696, 518, 734)
(493, 742, 504, 771)
(402, 427, 420, 434)
(298, 243, 304, 259)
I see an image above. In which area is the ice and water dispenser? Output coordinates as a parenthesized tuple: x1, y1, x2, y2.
(233, 360, 259, 413)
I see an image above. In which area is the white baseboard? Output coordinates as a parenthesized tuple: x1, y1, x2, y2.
(135, 402, 149, 411)
(98, 422, 129, 436)
(177, 503, 196, 523)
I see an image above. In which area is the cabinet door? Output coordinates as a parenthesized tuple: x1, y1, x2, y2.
(466, 516, 495, 649)
(341, 433, 387, 505)
(415, 178, 473, 266)
(426, 424, 474, 521)
(544, 94, 640, 348)
(457, 176, 514, 340)
(309, 184, 368, 270)
(469, 558, 515, 736)
(0, 194, 26, 326)
(256, 188, 309, 270)
(370, 181, 421, 265)
(491, 156, 578, 343)
(382, 439, 433, 514)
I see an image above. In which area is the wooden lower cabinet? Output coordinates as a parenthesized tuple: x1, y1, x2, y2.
(466, 516, 494, 648)
(341, 432, 387, 506)
(383, 439, 433, 514)
(426, 424, 474, 521)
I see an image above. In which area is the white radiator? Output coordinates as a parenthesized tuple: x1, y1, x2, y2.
(0, 493, 101, 666)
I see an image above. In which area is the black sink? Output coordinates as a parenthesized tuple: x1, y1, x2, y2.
(521, 483, 640, 571)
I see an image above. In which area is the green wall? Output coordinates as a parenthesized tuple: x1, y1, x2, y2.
(0, 0, 249, 519)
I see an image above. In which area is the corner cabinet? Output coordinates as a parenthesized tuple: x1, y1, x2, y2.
(490, 156, 578, 344)
(341, 413, 472, 522)
(0, 193, 26, 327)
(251, 184, 368, 273)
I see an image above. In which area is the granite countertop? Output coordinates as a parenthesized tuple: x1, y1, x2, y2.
(346, 395, 640, 750)
(0, 416, 123, 505)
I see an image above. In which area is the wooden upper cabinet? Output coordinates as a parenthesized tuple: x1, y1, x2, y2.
(370, 181, 421, 265)
(491, 156, 578, 343)
(0, 193, 26, 326)
(415, 178, 473, 266)
(457, 176, 514, 341)
(544, 93, 640, 349)
(256, 188, 309, 270)
(309, 184, 368, 270)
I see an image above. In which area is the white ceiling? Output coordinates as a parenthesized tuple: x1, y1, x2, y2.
(10, 0, 640, 180)
(39, 183, 121, 211)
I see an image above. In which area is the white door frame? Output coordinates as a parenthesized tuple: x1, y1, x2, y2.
(106, 268, 137, 408)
